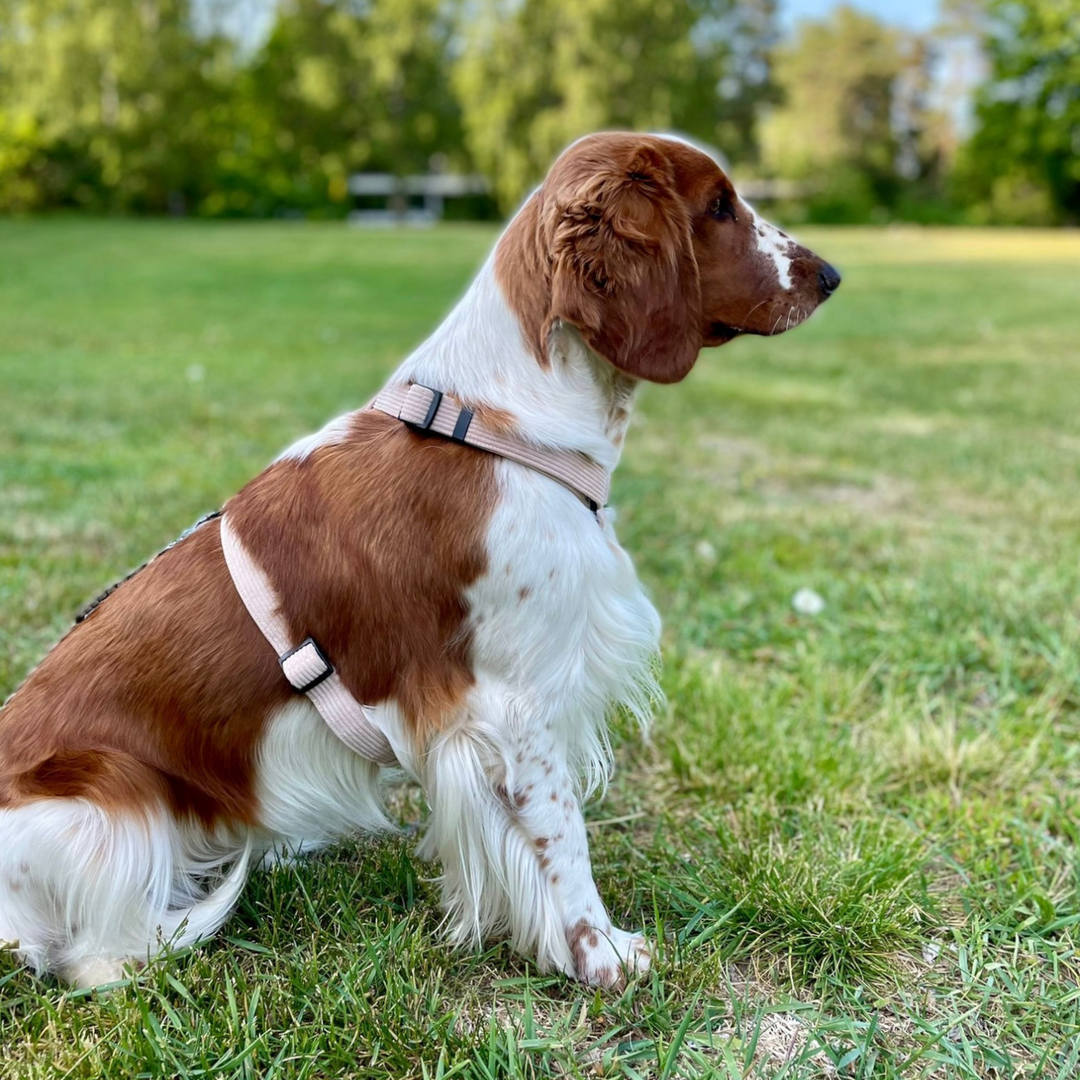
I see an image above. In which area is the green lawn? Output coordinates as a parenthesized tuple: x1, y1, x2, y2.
(2, 220, 1080, 1078)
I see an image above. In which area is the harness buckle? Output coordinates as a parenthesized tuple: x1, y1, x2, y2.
(280, 637, 334, 694)
(403, 385, 443, 432)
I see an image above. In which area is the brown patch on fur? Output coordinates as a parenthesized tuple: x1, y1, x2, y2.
(517, 586, 532, 603)
(567, 918, 626, 989)
(497, 784, 530, 812)
(470, 402, 519, 436)
(0, 520, 290, 824)
(568, 919, 600, 978)
(227, 410, 495, 742)
(0, 409, 497, 823)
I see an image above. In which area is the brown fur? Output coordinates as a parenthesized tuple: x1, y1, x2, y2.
(0, 519, 286, 823)
(0, 410, 495, 822)
(495, 133, 831, 383)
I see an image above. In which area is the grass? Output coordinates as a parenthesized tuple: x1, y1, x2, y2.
(1, 219, 1080, 1077)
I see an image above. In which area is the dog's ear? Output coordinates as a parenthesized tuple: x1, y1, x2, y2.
(544, 143, 703, 384)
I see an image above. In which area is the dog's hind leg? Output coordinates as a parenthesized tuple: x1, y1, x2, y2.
(252, 700, 395, 866)
(0, 793, 250, 987)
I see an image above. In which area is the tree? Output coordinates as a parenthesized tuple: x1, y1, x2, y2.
(957, 0, 1080, 223)
(235, 0, 464, 216)
(453, 0, 778, 211)
(758, 6, 948, 221)
(0, 0, 234, 212)
(0, 0, 464, 215)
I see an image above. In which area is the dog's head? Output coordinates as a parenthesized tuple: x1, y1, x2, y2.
(499, 132, 840, 384)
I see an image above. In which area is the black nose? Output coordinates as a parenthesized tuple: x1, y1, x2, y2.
(818, 263, 842, 297)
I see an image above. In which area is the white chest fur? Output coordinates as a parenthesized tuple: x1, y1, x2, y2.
(466, 459, 661, 791)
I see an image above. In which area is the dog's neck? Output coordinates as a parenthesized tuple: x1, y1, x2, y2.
(391, 255, 637, 472)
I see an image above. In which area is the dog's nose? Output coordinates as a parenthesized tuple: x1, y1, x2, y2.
(818, 263, 842, 297)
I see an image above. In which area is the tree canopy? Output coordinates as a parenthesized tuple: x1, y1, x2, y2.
(759, 5, 952, 222)
(0, 0, 1074, 223)
(455, 0, 777, 211)
(956, 0, 1080, 223)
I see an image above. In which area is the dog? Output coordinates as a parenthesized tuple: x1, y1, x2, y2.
(0, 132, 839, 989)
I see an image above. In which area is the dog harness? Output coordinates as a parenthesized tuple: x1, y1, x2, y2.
(220, 383, 612, 765)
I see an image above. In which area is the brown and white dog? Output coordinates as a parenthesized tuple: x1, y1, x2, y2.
(0, 133, 839, 988)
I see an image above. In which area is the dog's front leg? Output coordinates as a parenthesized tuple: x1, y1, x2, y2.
(420, 700, 650, 988)
(502, 723, 651, 988)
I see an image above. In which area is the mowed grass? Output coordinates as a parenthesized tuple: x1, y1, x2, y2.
(2, 219, 1080, 1077)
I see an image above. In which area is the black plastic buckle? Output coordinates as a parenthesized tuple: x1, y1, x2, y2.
(280, 637, 334, 693)
(451, 408, 474, 443)
(404, 387, 443, 432)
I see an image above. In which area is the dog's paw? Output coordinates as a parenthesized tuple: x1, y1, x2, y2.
(568, 920, 651, 989)
(59, 956, 132, 990)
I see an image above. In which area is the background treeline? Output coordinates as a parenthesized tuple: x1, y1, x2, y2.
(0, 0, 1076, 223)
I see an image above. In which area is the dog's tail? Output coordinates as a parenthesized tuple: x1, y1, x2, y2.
(158, 830, 253, 950)
(0, 793, 252, 986)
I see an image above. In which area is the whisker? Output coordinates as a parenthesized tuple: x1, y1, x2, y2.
(741, 297, 770, 324)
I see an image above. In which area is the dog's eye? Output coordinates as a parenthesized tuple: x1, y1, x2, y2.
(710, 194, 737, 222)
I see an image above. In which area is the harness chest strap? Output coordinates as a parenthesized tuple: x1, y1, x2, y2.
(219, 514, 399, 766)
(370, 383, 611, 511)
(219, 383, 611, 764)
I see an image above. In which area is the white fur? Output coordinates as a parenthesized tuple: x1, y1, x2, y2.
(275, 413, 355, 463)
(0, 800, 250, 987)
(744, 201, 795, 290)
(254, 699, 395, 861)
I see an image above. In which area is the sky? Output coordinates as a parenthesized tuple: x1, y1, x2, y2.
(781, 0, 943, 34)
(218, 0, 947, 56)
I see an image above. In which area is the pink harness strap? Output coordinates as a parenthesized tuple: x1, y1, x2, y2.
(371, 383, 611, 511)
(219, 514, 398, 766)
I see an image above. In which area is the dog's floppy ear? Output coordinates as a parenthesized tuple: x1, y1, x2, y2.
(544, 143, 703, 384)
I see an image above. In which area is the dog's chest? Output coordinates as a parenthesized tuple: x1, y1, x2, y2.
(465, 463, 660, 709)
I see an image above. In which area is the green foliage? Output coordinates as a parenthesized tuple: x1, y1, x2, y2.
(454, 0, 778, 211)
(0, 0, 1076, 224)
(760, 6, 952, 224)
(229, 0, 465, 217)
(0, 0, 779, 217)
(955, 0, 1080, 224)
(0, 0, 234, 212)
(0, 0, 465, 216)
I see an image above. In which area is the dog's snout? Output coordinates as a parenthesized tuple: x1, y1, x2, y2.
(817, 263, 842, 297)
